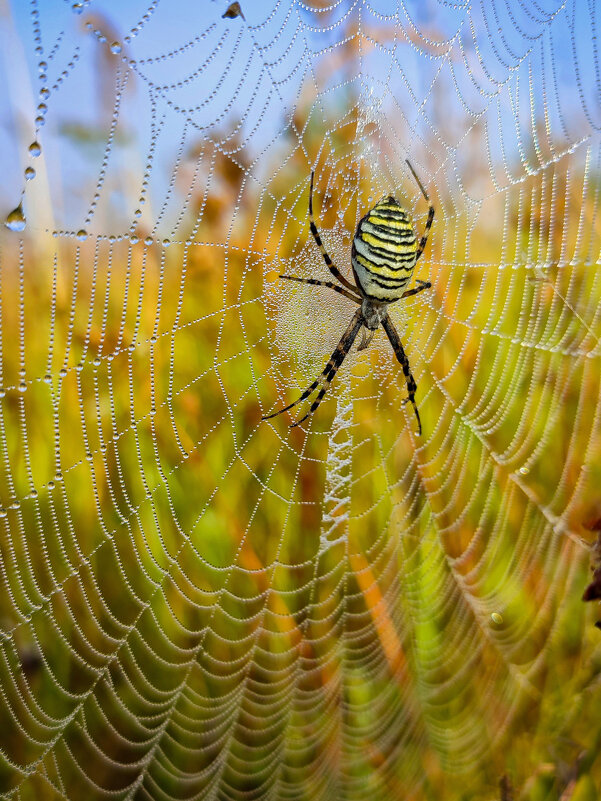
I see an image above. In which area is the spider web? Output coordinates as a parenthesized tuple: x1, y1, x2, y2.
(1, 0, 601, 798)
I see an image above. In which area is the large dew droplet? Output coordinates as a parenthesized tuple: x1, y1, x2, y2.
(24, 167, 36, 181)
(76, 229, 88, 242)
(28, 141, 41, 157)
(5, 204, 26, 232)
(110, 41, 122, 55)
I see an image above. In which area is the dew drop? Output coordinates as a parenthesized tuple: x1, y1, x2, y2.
(0, 509, 6, 519)
(0, 388, 5, 398)
(129, 234, 139, 244)
(59, 368, 68, 378)
(144, 235, 153, 246)
(18, 382, 27, 393)
(43, 374, 52, 384)
(93, 357, 101, 367)
(35, 116, 45, 127)
(110, 41, 122, 55)
(29, 141, 41, 157)
(72, 2, 83, 13)
(47, 480, 55, 490)
(5, 204, 26, 232)
(37, 102, 47, 114)
(25, 167, 36, 181)
(162, 238, 170, 247)
(76, 229, 88, 242)
(39, 87, 50, 99)
(134, 208, 142, 218)
(38, 60, 47, 73)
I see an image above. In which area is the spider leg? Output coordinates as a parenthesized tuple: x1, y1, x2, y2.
(415, 207, 434, 262)
(309, 171, 360, 294)
(405, 160, 435, 262)
(279, 274, 362, 304)
(401, 279, 432, 300)
(381, 311, 422, 436)
(262, 308, 364, 427)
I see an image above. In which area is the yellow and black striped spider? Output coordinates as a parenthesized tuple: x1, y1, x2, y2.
(263, 160, 434, 434)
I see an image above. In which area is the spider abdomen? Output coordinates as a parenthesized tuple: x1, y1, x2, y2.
(351, 198, 418, 301)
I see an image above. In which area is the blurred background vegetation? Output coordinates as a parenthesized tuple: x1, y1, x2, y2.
(1, 2, 601, 800)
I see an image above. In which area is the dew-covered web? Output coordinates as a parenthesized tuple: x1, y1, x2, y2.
(2, 1, 601, 799)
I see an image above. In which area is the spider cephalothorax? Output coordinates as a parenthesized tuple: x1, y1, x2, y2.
(263, 160, 434, 434)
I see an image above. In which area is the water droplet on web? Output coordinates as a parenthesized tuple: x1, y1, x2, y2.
(25, 167, 36, 181)
(37, 102, 47, 115)
(35, 116, 45, 127)
(72, 2, 83, 13)
(59, 368, 67, 378)
(38, 60, 47, 73)
(130, 234, 139, 244)
(76, 229, 88, 242)
(29, 141, 41, 157)
(6, 204, 26, 232)
(134, 209, 142, 218)
(93, 357, 101, 367)
(144, 236, 153, 246)
(18, 382, 27, 393)
(110, 41, 122, 55)
(162, 238, 170, 247)
(43, 374, 52, 384)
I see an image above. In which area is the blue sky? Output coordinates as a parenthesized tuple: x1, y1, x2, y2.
(1, 0, 597, 236)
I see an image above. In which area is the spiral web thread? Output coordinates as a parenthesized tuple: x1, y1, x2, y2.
(1, 0, 601, 799)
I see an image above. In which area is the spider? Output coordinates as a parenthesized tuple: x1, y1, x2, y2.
(263, 160, 434, 434)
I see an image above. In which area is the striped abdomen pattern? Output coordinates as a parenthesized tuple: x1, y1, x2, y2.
(351, 197, 417, 301)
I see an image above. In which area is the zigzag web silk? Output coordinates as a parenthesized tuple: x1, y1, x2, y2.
(1, 0, 601, 799)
